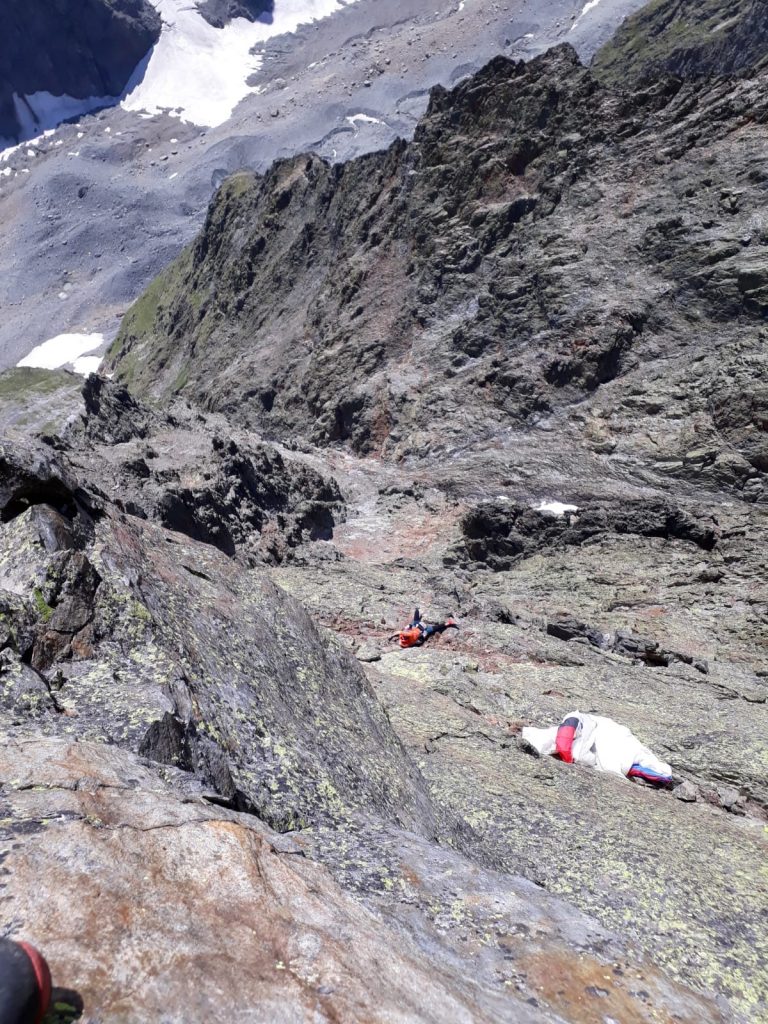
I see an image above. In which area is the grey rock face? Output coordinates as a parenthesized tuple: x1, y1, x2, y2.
(13, 373, 346, 565)
(0, 0, 161, 143)
(107, 42, 768, 511)
(153, 434, 344, 560)
(3, 737, 727, 1024)
(0, 438, 101, 537)
(196, 0, 274, 28)
(80, 373, 153, 445)
(0, 419, 735, 1024)
(450, 497, 719, 571)
(0, 456, 430, 835)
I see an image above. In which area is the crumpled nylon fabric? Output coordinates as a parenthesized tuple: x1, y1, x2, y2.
(522, 711, 672, 781)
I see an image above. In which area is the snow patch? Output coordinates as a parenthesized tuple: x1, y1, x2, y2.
(345, 113, 385, 128)
(711, 14, 741, 34)
(17, 333, 104, 374)
(1, 131, 50, 162)
(535, 501, 579, 516)
(6, 90, 115, 151)
(72, 355, 103, 376)
(123, 0, 361, 128)
(571, 0, 604, 29)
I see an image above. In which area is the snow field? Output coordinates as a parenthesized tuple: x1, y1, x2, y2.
(17, 333, 105, 376)
(1, 0, 361, 153)
(123, 0, 361, 128)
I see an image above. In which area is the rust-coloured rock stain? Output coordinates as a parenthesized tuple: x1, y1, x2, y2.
(519, 949, 722, 1024)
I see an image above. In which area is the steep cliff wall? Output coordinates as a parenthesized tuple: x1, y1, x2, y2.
(0, 0, 161, 142)
(109, 42, 768, 500)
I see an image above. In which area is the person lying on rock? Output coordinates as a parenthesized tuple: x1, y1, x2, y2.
(521, 710, 673, 786)
(0, 938, 51, 1024)
(390, 608, 458, 649)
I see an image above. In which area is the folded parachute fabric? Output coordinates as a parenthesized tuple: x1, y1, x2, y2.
(521, 711, 672, 785)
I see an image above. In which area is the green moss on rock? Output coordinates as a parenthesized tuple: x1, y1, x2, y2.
(33, 587, 53, 622)
(593, 0, 768, 88)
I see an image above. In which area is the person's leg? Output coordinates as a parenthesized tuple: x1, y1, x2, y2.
(0, 938, 51, 1024)
(555, 716, 581, 763)
(628, 763, 673, 786)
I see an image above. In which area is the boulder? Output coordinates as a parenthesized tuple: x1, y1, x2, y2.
(450, 498, 719, 571)
(196, 0, 274, 28)
(0, 737, 730, 1024)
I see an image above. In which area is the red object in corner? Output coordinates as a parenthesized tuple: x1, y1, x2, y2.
(18, 943, 52, 1024)
(555, 723, 577, 763)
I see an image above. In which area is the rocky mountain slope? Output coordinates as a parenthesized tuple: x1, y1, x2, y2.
(108, 42, 768, 498)
(2, 6, 767, 1023)
(593, 0, 768, 86)
(0, 0, 161, 143)
(103, 33, 768, 1019)
(0, 0, 646, 369)
(0, 370, 737, 1024)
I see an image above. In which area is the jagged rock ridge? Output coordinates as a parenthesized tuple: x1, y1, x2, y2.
(110, 42, 768, 510)
(62, 373, 346, 565)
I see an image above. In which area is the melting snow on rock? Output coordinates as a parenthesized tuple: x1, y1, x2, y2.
(17, 333, 104, 376)
(1, 0, 361, 152)
(345, 113, 385, 128)
(123, 0, 361, 128)
(0, 93, 115, 152)
(571, 0, 605, 30)
(535, 500, 579, 516)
